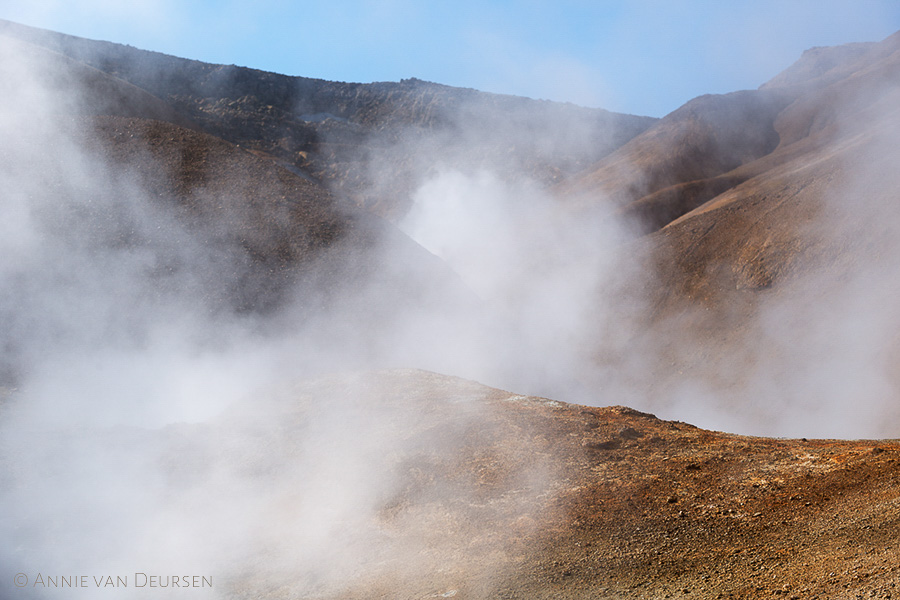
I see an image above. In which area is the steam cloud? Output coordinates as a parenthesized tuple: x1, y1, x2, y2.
(0, 34, 586, 598)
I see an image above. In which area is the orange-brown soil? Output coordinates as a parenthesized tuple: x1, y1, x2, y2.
(207, 371, 900, 600)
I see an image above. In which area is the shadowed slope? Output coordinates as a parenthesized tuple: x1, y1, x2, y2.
(78, 116, 477, 320)
(565, 33, 900, 238)
(0, 18, 656, 221)
(563, 89, 790, 230)
(0, 35, 195, 127)
(0, 33, 479, 389)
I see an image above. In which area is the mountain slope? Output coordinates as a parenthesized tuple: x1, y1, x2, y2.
(568, 31, 900, 440)
(652, 30, 900, 308)
(0, 26, 483, 391)
(0, 18, 656, 220)
(565, 33, 900, 242)
(563, 88, 791, 229)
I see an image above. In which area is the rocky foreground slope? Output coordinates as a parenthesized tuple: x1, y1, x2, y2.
(10, 370, 898, 599)
(238, 371, 900, 600)
(217, 370, 900, 600)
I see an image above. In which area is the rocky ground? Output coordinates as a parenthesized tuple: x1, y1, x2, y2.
(188, 370, 900, 600)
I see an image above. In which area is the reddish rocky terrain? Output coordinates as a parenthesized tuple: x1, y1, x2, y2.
(2, 19, 900, 600)
(173, 370, 900, 599)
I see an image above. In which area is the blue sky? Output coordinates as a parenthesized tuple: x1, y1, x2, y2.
(3, 0, 900, 117)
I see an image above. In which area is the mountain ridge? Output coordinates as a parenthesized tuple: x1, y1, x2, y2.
(0, 18, 656, 219)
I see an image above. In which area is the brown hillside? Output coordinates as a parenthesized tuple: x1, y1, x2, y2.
(0, 35, 195, 128)
(77, 115, 474, 316)
(652, 32, 900, 311)
(144, 370, 900, 599)
(563, 90, 788, 215)
(566, 32, 900, 238)
(760, 42, 876, 90)
(0, 18, 656, 221)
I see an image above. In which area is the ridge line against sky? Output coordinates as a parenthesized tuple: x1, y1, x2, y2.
(2, 0, 900, 117)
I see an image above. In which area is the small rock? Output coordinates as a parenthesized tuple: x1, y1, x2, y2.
(583, 439, 621, 450)
(619, 426, 643, 440)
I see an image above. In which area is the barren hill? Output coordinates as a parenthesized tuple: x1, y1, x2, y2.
(0, 18, 655, 220)
(566, 32, 900, 239)
(635, 32, 900, 392)
(547, 32, 900, 439)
